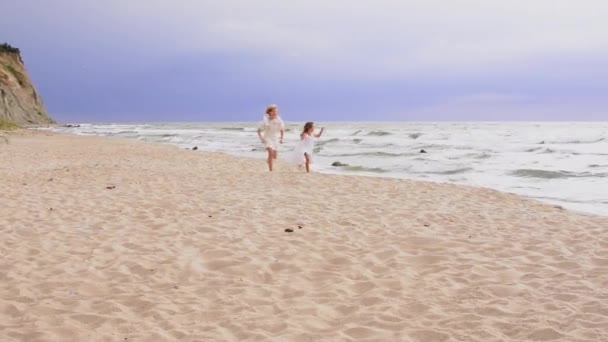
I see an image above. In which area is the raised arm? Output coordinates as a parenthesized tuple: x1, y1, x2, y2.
(315, 127, 324, 138)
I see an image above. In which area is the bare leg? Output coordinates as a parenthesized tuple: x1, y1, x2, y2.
(267, 148, 274, 171)
(273, 150, 278, 160)
(304, 153, 310, 173)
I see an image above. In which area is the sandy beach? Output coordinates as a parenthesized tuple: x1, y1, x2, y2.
(1, 130, 607, 342)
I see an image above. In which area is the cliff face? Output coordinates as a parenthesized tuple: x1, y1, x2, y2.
(0, 46, 54, 125)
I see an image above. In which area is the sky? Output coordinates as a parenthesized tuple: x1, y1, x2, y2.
(2, 0, 608, 122)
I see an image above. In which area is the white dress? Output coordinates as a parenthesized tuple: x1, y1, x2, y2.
(291, 133, 315, 165)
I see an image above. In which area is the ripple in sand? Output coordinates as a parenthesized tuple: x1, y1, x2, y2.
(528, 327, 565, 341)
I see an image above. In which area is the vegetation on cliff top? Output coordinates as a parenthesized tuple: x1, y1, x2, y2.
(0, 43, 20, 54)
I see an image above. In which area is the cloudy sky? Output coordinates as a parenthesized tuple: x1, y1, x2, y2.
(2, 0, 607, 122)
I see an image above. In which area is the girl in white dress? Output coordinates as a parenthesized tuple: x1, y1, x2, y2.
(293, 122, 324, 173)
(257, 104, 285, 171)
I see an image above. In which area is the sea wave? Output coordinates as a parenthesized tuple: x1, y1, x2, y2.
(526, 147, 558, 154)
(113, 130, 139, 135)
(342, 165, 389, 173)
(317, 138, 340, 145)
(220, 127, 245, 131)
(414, 167, 474, 176)
(472, 153, 492, 159)
(326, 151, 416, 158)
(543, 137, 606, 144)
(511, 169, 608, 179)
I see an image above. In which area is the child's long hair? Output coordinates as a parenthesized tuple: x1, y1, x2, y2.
(302, 122, 314, 134)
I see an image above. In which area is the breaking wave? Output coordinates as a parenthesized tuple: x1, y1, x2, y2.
(511, 169, 608, 179)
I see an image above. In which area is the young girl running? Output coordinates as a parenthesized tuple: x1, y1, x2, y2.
(293, 122, 324, 173)
(257, 104, 285, 171)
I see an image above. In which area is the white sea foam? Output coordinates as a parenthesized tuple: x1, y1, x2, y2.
(46, 122, 608, 216)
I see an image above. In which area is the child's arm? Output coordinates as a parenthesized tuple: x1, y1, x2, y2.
(257, 120, 266, 142)
(315, 127, 324, 138)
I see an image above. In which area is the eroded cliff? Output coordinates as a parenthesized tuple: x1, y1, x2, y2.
(0, 43, 54, 126)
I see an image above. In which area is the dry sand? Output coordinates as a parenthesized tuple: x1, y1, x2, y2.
(1, 131, 607, 342)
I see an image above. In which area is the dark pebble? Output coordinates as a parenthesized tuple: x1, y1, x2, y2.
(285, 229, 294, 233)
(298, 225, 303, 229)
(192, 146, 198, 151)
(423, 224, 429, 227)
(49, 208, 53, 211)
(106, 186, 116, 189)
(48, 178, 53, 181)
(174, 285, 179, 289)
(208, 215, 213, 218)
(420, 149, 427, 153)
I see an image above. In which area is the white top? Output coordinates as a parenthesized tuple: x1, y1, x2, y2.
(259, 116, 285, 140)
(299, 133, 314, 153)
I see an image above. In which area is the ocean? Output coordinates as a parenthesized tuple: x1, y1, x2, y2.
(47, 122, 608, 216)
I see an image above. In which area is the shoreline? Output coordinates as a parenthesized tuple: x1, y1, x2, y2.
(2, 130, 608, 341)
(38, 127, 608, 218)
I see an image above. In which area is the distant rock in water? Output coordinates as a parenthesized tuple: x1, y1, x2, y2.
(192, 146, 198, 151)
(420, 149, 427, 153)
(0, 43, 55, 126)
(63, 124, 80, 128)
(409, 133, 423, 139)
(332, 161, 349, 167)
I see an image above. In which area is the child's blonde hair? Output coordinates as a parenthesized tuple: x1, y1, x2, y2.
(266, 104, 278, 115)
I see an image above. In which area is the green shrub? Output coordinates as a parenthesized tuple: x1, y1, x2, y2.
(0, 43, 20, 54)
